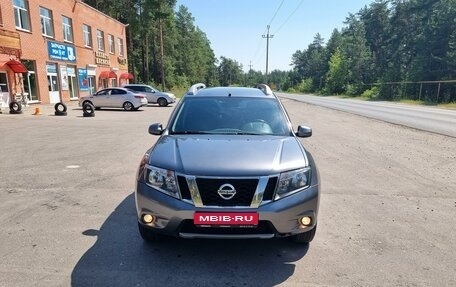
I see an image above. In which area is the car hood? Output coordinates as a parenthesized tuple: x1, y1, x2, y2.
(148, 135, 308, 176)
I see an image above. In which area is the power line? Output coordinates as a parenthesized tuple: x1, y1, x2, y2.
(268, 0, 285, 26)
(273, 0, 305, 35)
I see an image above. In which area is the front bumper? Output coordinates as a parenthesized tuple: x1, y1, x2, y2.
(135, 181, 319, 239)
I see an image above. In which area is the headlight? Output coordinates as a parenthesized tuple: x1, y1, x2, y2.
(275, 167, 311, 199)
(145, 166, 179, 198)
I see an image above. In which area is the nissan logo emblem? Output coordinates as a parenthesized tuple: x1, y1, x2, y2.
(217, 184, 237, 200)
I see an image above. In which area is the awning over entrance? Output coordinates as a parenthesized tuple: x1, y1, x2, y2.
(119, 72, 134, 80)
(99, 71, 117, 79)
(5, 60, 28, 73)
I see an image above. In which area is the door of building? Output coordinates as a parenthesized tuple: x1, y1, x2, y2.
(0, 72, 10, 108)
(67, 66, 78, 99)
(46, 63, 60, 103)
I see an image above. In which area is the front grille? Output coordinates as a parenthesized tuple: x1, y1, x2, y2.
(176, 176, 278, 207)
(196, 178, 258, 206)
(179, 220, 276, 235)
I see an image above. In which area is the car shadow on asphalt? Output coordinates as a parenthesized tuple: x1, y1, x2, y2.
(71, 193, 309, 287)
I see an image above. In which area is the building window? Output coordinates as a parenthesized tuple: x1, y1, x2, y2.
(83, 24, 92, 47)
(62, 16, 73, 42)
(13, 0, 31, 31)
(117, 38, 124, 56)
(108, 34, 115, 54)
(97, 30, 104, 51)
(40, 7, 54, 38)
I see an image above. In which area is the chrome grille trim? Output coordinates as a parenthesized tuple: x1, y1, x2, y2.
(186, 176, 203, 207)
(250, 176, 269, 208)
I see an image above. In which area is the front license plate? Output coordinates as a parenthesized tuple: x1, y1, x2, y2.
(194, 212, 259, 226)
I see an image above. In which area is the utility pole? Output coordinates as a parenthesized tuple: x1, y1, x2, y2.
(262, 25, 274, 81)
(248, 61, 253, 72)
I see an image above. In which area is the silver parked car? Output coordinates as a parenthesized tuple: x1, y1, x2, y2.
(79, 87, 148, 111)
(135, 84, 320, 243)
(123, 84, 176, 107)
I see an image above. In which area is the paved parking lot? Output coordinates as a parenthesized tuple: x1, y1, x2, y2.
(1, 98, 455, 286)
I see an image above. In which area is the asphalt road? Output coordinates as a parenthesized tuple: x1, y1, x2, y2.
(278, 93, 456, 138)
(0, 99, 455, 286)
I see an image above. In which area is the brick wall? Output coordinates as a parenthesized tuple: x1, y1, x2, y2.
(0, 0, 129, 104)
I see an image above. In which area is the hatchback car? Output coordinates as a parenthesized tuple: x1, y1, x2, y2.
(79, 87, 148, 111)
(123, 84, 176, 107)
(135, 83, 320, 243)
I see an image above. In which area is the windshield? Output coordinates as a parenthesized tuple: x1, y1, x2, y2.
(170, 97, 291, 136)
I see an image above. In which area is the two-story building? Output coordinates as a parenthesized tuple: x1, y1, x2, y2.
(0, 0, 132, 107)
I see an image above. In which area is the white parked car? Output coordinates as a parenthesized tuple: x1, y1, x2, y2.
(79, 87, 148, 111)
(123, 84, 176, 107)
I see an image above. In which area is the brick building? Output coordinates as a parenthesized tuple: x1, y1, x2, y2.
(0, 0, 132, 108)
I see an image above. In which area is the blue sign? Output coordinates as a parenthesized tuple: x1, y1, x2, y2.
(78, 68, 89, 91)
(47, 41, 76, 62)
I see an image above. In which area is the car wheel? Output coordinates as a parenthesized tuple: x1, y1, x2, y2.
(290, 225, 317, 243)
(138, 222, 162, 242)
(123, 101, 134, 111)
(157, 98, 168, 107)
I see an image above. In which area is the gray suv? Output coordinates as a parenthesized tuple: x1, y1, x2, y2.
(123, 84, 176, 106)
(135, 84, 320, 243)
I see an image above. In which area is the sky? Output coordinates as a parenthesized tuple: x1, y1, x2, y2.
(175, 0, 374, 72)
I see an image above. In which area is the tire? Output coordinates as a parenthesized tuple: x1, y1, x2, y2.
(55, 111, 67, 116)
(83, 103, 95, 117)
(123, 101, 134, 111)
(54, 102, 67, 113)
(9, 101, 22, 114)
(157, 97, 168, 107)
(138, 222, 162, 242)
(290, 225, 317, 244)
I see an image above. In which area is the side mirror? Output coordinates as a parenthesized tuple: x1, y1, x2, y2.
(149, 123, 164, 135)
(296, 125, 312, 138)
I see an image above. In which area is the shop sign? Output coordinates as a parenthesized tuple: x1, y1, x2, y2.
(95, 51, 110, 66)
(0, 29, 21, 57)
(78, 68, 89, 91)
(48, 41, 76, 62)
(117, 57, 127, 69)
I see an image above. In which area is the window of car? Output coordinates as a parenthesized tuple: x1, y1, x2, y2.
(126, 86, 143, 92)
(144, 86, 154, 93)
(171, 97, 290, 136)
(96, 90, 109, 96)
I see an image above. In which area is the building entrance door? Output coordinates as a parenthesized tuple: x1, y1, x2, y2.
(46, 63, 60, 103)
(0, 72, 10, 108)
(67, 66, 78, 99)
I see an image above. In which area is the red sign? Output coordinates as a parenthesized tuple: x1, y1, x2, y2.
(194, 212, 259, 226)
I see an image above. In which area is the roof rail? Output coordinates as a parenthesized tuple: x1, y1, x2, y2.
(255, 84, 273, 95)
(186, 83, 206, 95)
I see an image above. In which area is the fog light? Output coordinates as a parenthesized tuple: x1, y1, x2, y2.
(142, 214, 155, 224)
(299, 216, 312, 226)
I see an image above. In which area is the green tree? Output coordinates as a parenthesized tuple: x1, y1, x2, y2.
(217, 57, 243, 86)
(325, 48, 348, 94)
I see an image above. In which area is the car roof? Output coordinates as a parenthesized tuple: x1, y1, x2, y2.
(187, 86, 275, 99)
(123, 84, 149, 87)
